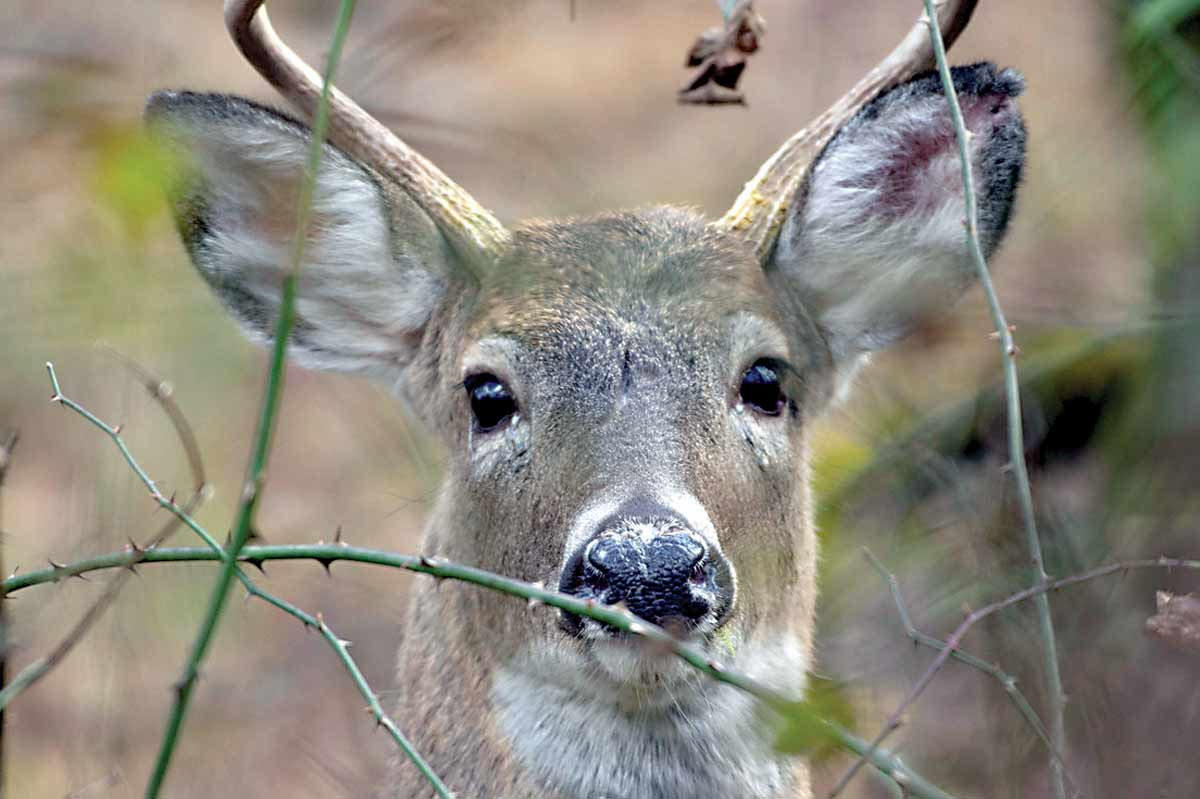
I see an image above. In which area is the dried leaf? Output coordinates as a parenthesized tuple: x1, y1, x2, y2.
(1145, 591, 1200, 653)
(678, 1, 764, 106)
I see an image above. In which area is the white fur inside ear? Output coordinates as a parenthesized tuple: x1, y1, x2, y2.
(165, 100, 445, 380)
(776, 92, 977, 365)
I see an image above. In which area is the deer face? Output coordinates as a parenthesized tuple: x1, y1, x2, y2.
(147, 61, 1024, 699)
(444, 211, 814, 687)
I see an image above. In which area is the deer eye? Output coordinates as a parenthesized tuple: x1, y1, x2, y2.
(739, 360, 785, 417)
(464, 374, 517, 433)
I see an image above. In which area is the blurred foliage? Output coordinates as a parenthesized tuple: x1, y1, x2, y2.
(90, 126, 178, 244)
(772, 675, 857, 762)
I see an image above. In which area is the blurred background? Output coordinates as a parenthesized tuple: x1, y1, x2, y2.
(1, 0, 1198, 796)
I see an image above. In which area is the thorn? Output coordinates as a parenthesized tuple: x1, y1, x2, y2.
(339, 638, 353, 648)
(316, 612, 326, 628)
(627, 621, 647, 636)
(127, 538, 145, 555)
(240, 480, 258, 505)
(1006, 343, 1021, 358)
(247, 526, 267, 544)
(526, 581, 545, 609)
(245, 557, 267, 575)
(200, 483, 216, 503)
(707, 658, 724, 673)
(7, 565, 19, 580)
(316, 558, 334, 576)
(71, 571, 90, 582)
(168, 490, 178, 506)
(334, 525, 345, 545)
(155, 380, 174, 399)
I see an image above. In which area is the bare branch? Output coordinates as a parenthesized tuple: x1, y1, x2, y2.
(0, 359, 209, 713)
(831, 4, 1067, 795)
(863, 549, 1075, 791)
(40, 360, 452, 798)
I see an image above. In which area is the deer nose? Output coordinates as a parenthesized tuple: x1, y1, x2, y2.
(558, 506, 734, 635)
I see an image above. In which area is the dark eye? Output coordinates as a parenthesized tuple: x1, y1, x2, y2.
(739, 360, 785, 416)
(464, 374, 518, 433)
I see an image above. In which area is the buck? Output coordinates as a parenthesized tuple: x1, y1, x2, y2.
(147, 0, 1025, 796)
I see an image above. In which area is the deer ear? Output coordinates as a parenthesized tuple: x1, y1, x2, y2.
(146, 91, 459, 389)
(769, 63, 1026, 367)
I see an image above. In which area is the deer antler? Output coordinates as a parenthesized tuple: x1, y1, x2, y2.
(224, 0, 510, 271)
(721, 0, 979, 260)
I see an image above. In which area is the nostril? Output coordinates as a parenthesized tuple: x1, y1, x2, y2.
(681, 594, 712, 620)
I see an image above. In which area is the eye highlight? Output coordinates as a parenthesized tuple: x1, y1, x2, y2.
(464, 373, 518, 433)
(738, 360, 786, 417)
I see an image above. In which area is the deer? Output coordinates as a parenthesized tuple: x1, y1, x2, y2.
(145, 0, 1025, 796)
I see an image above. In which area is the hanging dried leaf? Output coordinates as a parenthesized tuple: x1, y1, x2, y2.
(1145, 591, 1200, 653)
(678, 1, 765, 106)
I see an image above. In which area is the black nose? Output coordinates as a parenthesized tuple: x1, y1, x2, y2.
(558, 504, 734, 634)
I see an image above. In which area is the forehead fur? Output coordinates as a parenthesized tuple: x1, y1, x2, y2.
(471, 207, 774, 341)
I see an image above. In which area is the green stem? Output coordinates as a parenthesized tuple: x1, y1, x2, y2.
(143, 2, 359, 795)
(11, 540, 1199, 799)
(919, 3, 1068, 798)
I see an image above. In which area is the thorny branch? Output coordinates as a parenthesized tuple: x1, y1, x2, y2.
(142, 1, 368, 795)
(38, 361, 452, 799)
(0, 428, 19, 782)
(829, 3, 1068, 796)
(9, 541, 1200, 797)
(862, 549, 1075, 791)
(0, 354, 211, 712)
(0, 359, 213, 713)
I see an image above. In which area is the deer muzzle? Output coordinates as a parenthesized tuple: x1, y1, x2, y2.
(557, 503, 736, 638)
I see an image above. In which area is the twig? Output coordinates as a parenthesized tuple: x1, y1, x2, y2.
(0, 428, 19, 792)
(0, 359, 210, 713)
(99, 346, 207, 491)
(918, 3, 1068, 798)
(40, 362, 452, 797)
(4, 544, 959, 799)
(830, 4, 1070, 795)
(863, 549, 1073, 789)
(9, 548, 1196, 633)
(11, 542, 1200, 798)
(0, 495, 202, 711)
(143, 1, 359, 796)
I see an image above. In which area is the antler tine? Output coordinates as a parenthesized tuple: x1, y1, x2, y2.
(720, 0, 979, 260)
(224, 0, 510, 271)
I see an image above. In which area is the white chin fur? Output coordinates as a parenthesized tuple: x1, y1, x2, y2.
(588, 636, 696, 689)
(492, 635, 808, 799)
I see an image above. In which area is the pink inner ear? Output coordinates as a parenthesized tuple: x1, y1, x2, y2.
(854, 91, 1018, 222)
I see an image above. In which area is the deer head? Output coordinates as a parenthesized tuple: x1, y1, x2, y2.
(146, 1, 1025, 796)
